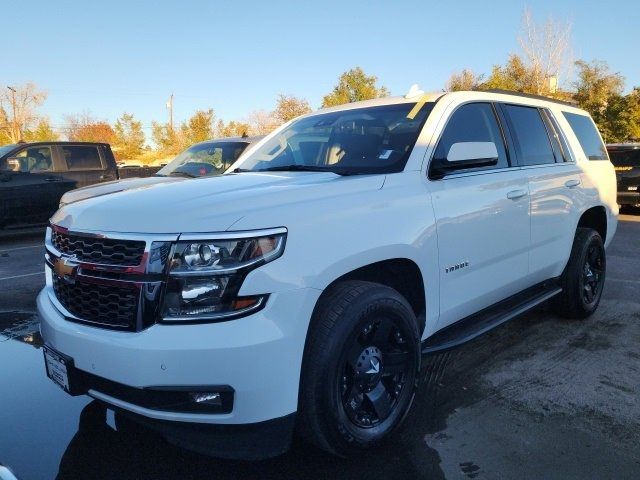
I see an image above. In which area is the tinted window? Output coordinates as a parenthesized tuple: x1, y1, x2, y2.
(608, 149, 640, 167)
(62, 146, 102, 170)
(503, 105, 555, 165)
(563, 112, 608, 160)
(432, 102, 509, 173)
(1, 146, 53, 172)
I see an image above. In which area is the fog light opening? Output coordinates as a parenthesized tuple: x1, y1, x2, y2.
(190, 392, 222, 406)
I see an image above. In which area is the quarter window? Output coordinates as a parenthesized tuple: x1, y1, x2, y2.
(562, 112, 608, 161)
(502, 105, 555, 166)
(62, 146, 103, 170)
(432, 103, 509, 175)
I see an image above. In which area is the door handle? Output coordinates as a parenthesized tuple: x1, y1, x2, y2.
(507, 189, 528, 200)
(44, 176, 60, 182)
(565, 179, 581, 188)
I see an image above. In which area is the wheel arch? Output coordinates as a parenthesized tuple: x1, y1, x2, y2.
(311, 257, 427, 336)
(577, 205, 607, 242)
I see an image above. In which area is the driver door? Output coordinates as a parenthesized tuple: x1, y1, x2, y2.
(427, 102, 531, 329)
(0, 146, 76, 229)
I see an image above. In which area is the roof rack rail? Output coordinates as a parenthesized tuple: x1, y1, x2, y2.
(479, 89, 578, 107)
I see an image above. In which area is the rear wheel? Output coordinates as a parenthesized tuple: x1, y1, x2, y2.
(552, 228, 606, 319)
(299, 281, 421, 456)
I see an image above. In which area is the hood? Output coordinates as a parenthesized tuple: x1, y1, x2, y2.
(60, 176, 184, 205)
(51, 172, 386, 234)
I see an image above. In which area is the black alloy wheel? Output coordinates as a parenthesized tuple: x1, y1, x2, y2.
(339, 317, 412, 429)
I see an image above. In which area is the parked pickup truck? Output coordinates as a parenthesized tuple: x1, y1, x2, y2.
(0, 142, 117, 231)
(607, 143, 640, 209)
(59, 136, 263, 207)
(38, 88, 617, 460)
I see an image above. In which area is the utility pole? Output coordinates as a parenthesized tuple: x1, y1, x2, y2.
(167, 94, 174, 132)
(7, 86, 18, 142)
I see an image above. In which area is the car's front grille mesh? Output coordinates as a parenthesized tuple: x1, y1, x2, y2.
(52, 276, 139, 330)
(52, 230, 145, 266)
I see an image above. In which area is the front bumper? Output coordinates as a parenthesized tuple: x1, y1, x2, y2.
(38, 286, 321, 427)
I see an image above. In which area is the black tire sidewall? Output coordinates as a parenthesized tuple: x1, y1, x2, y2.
(309, 285, 420, 454)
(575, 231, 606, 313)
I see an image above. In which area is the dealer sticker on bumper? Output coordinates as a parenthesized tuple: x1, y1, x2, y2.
(43, 346, 70, 392)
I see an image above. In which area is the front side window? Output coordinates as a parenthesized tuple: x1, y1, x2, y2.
(502, 105, 556, 166)
(562, 112, 608, 161)
(1, 146, 53, 172)
(158, 141, 249, 178)
(431, 102, 509, 176)
(62, 146, 103, 170)
(234, 103, 433, 175)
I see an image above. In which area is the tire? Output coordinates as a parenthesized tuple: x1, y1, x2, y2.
(552, 228, 606, 319)
(298, 280, 421, 456)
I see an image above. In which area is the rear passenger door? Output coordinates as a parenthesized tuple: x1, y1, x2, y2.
(55, 145, 109, 188)
(428, 102, 531, 329)
(499, 104, 582, 284)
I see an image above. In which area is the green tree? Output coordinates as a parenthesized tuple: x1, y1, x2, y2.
(322, 67, 389, 107)
(114, 112, 145, 159)
(0, 107, 11, 145)
(180, 109, 215, 146)
(480, 55, 534, 92)
(152, 122, 182, 155)
(445, 69, 483, 92)
(573, 60, 626, 142)
(24, 119, 59, 142)
(273, 94, 312, 123)
(215, 119, 250, 138)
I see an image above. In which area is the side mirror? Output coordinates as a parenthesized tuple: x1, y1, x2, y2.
(430, 142, 499, 178)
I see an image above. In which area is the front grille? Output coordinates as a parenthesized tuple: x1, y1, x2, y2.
(52, 230, 146, 266)
(53, 276, 139, 330)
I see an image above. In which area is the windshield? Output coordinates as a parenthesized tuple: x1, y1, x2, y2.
(608, 148, 640, 167)
(157, 141, 249, 177)
(0, 144, 17, 157)
(233, 103, 433, 175)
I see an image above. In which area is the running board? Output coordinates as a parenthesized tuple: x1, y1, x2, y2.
(421, 281, 562, 355)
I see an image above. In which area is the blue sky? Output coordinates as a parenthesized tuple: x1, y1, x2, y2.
(4, 0, 639, 138)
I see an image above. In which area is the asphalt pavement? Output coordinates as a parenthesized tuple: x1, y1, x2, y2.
(0, 216, 639, 480)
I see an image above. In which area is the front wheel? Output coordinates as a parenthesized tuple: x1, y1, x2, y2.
(552, 228, 606, 319)
(299, 281, 421, 456)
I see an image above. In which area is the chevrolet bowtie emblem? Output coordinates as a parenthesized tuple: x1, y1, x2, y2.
(53, 257, 79, 284)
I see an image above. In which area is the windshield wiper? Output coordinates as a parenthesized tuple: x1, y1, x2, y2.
(167, 171, 197, 178)
(256, 165, 365, 176)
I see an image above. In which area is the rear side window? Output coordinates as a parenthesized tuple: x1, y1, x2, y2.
(502, 105, 555, 165)
(562, 112, 608, 161)
(62, 146, 103, 170)
(432, 103, 509, 173)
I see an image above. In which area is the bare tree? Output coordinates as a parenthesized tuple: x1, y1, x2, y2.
(0, 83, 47, 142)
(518, 6, 573, 95)
(246, 109, 278, 135)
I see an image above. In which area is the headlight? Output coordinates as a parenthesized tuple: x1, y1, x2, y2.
(160, 230, 286, 322)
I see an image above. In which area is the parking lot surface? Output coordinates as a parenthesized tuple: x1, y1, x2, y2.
(1, 216, 639, 479)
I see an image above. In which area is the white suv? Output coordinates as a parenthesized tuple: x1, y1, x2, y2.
(38, 88, 618, 459)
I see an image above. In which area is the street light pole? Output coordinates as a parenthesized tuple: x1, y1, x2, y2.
(167, 93, 174, 133)
(6, 86, 18, 142)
